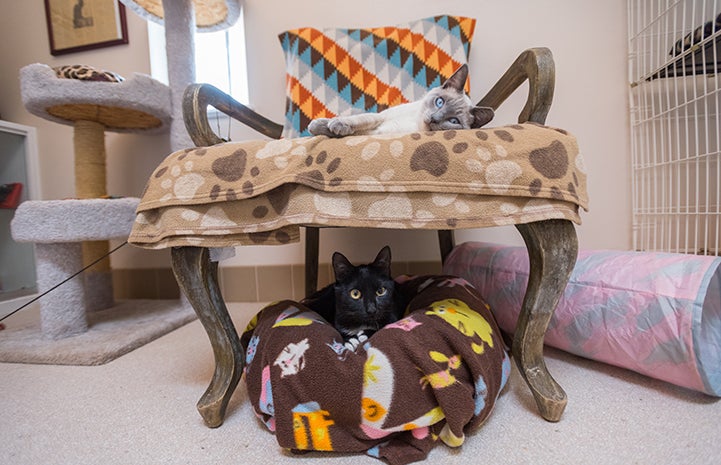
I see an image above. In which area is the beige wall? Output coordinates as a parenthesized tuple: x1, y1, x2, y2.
(0, 0, 631, 270)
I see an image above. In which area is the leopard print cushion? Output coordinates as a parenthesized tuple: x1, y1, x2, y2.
(53, 64, 124, 83)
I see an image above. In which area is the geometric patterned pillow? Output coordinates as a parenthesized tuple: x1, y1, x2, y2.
(278, 15, 476, 138)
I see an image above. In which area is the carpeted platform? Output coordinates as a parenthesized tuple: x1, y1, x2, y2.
(0, 300, 196, 365)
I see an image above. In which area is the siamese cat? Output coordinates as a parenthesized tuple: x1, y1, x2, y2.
(308, 64, 493, 137)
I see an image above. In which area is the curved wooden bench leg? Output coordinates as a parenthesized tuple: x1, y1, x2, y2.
(171, 246, 243, 428)
(514, 219, 578, 422)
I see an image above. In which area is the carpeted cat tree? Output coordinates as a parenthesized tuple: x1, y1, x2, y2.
(4, 0, 242, 365)
(119, 0, 242, 150)
(20, 63, 171, 314)
(4, 65, 196, 365)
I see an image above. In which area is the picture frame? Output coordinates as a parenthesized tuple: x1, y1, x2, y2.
(44, 0, 128, 56)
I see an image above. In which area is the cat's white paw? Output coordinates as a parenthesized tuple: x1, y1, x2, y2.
(343, 340, 358, 351)
(343, 331, 368, 352)
(308, 118, 332, 136)
(327, 119, 355, 137)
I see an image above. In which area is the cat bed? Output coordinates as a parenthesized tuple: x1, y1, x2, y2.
(128, 123, 588, 249)
(443, 242, 721, 396)
(240, 275, 510, 465)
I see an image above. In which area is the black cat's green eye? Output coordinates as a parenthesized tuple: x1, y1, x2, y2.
(376, 287, 387, 296)
(350, 289, 362, 300)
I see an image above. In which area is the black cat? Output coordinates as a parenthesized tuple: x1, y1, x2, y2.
(303, 246, 405, 345)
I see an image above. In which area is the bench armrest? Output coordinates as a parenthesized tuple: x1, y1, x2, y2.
(478, 47, 555, 124)
(182, 83, 284, 146)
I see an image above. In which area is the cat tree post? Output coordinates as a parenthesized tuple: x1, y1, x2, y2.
(74, 120, 107, 199)
(74, 119, 110, 303)
(119, 0, 242, 150)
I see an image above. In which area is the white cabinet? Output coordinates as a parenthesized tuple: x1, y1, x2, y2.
(0, 120, 41, 316)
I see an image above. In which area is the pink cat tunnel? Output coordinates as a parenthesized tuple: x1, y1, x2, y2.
(443, 242, 721, 396)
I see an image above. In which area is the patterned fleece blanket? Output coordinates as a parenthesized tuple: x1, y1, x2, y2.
(128, 123, 587, 248)
(240, 275, 511, 465)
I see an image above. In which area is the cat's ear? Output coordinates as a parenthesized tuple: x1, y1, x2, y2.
(471, 106, 494, 128)
(442, 64, 469, 92)
(332, 251, 355, 282)
(371, 246, 392, 276)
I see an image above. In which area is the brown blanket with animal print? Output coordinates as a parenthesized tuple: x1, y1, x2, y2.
(240, 275, 511, 465)
(128, 123, 587, 248)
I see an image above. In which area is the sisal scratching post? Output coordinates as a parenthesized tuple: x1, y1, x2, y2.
(74, 119, 108, 198)
(74, 119, 113, 311)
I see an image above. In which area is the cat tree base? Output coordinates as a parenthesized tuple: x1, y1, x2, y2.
(0, 299, 195, 365)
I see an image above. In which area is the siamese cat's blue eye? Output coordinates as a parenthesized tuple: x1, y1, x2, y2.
(376, 287, 387, 297)
(448, 117, 460, 125)
(350, 289, 362, 300)
(434, 97, 444, 108)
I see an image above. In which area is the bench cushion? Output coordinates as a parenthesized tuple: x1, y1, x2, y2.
(128, 123, 588, 249)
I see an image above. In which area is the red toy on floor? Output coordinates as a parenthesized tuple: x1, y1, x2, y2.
(0, 183, 22, 209)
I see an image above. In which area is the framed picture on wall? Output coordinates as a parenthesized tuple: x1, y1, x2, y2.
(44, 0, 128, 56)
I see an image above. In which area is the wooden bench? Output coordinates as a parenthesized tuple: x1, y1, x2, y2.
(128, 48, 586, 427)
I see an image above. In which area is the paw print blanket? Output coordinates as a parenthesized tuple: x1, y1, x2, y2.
(240, 275, 510, 465)
(128, 124, 587, 249)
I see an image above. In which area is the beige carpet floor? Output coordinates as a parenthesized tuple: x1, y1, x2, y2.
(1, 302, 719, 465)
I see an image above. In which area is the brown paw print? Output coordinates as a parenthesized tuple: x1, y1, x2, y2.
(296, 150, 343, 187)
(248, 229, 292, 245)
(411, 141, 449, 177)
(208, 148, 250, 201)
(528, 139, 578, 201)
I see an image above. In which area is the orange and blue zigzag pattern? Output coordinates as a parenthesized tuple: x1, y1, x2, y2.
(279, 15, 476, 137)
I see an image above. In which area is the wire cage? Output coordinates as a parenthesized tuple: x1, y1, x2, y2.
(628, 0, 720, 255)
